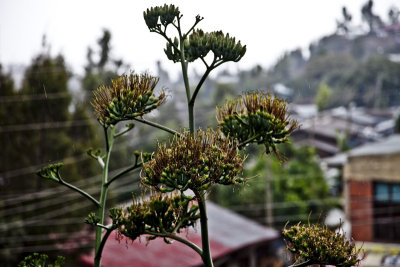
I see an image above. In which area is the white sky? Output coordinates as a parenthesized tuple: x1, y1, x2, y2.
(0, 0, 398, 77)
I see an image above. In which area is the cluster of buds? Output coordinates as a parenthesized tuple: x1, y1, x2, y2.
(164, 29, 246, 64)
(143, 4, 180, 30)
(36, 162, 63, 182)
(208, 31, 246, 62)
(216, 92, 298, 156)
(18, 253, 65, 267)
(141, 129, 245, 194)
(91, 73, 166, 126)
(283, 223, 362, 267)
(110, 192, 199, 242)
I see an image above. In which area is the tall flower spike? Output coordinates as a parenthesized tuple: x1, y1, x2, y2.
(216, 92, 299, 157)
(92, 73, 166, 126)
(141, 129, 245, 193)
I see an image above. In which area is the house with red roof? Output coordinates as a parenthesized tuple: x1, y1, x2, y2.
(79, 202, 284, 267)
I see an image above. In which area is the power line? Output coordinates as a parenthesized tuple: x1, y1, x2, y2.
(0, 119, 96, 133)
(0, 179, 141, 232)
(0, 135, 135, 181)
(0, 168, 140, 217)
(0, 92, 72, 103)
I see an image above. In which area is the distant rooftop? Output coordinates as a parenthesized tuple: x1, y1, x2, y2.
(348, 134, 400, 157)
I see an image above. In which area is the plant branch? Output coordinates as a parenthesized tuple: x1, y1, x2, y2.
(94, 126, 115, 267)
(238, 134, 261, 149)
(195, 190, 214, 267)
(200, 57, 209, 68)
(183, 15, 204, 39)
(96, 223, 112, 230)
(288, 259, 313, 267)
(114, 124, 135, 138)
(145, 230, 203, 257)
(57, 178, 100, 208)
(189, 63, 215, 106)
(106, 163, 142, 187)
(95, 226, 115, 264)
(132, 117, 179, 136)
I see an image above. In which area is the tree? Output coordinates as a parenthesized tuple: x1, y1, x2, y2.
(336, 6, 352, 34)
(0, 50, 97, 266)
(315, 82, 333, 112)
(210, 143, 334, 229)
(361, 0, 383, 34)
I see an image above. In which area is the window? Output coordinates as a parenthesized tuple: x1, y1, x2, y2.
(373, 182, 400, 242)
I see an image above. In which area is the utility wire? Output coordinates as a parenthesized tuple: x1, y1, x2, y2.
(0, 168, 140, 217)
(0, 92, 72, 103)
(0, 119, 96, 133)
(0, 179, 141, 232)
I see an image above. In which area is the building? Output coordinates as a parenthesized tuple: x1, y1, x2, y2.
(79, 202, 285, 267)
(343, 134, 400, 243)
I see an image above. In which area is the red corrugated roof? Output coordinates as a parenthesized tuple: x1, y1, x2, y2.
(79, 202, 278, 267)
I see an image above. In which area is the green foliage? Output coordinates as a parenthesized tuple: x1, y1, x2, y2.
(18, 253, 65, 267)
(0, 51, 97, 265)
(315, 82, 332, 112)
(283, 223, 361, 267)
(210, 143, 333, 228)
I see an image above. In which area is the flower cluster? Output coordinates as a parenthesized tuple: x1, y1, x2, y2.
(36, 162, 63, 182)
(110, 192, 199, 242)
(216, 92, 298, 156)
(91, 73, 166, 126)
(142, 129, 245, 193)
(283, 223, 362, 267)
(143, 4, 180, 30)
(164, 29, 246, 64)
(18, 253, 65, 267)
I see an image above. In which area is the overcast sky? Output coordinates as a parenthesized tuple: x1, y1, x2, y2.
(0, 0, 398, 77)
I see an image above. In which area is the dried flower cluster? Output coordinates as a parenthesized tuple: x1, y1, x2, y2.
(142, 129, 245, 193)
(92, 73, 166, 126)
(110, 192, 199, 242)
(283, 223, 362, 267)
(216, 92, 298, 156)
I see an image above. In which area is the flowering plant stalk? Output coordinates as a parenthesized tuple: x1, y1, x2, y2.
(36, 4, 300, 267)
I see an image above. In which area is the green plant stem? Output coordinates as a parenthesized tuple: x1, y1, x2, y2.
(105, 163, 142, 187)
(288, 260, 312, 267)
(189, 65, 214, 107)
(196, 190, 214, 267)
(58, 179, 100, 207)
(238, 133, 262, 149)
(145, 230, 203, 257)
(132, 117, 179, 136)
(95, 227, 114, 264)
(94, 126, 115, 267)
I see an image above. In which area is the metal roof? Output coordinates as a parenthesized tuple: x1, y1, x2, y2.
(79, 201, 279, 267)
(348, 134, 400, 157)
